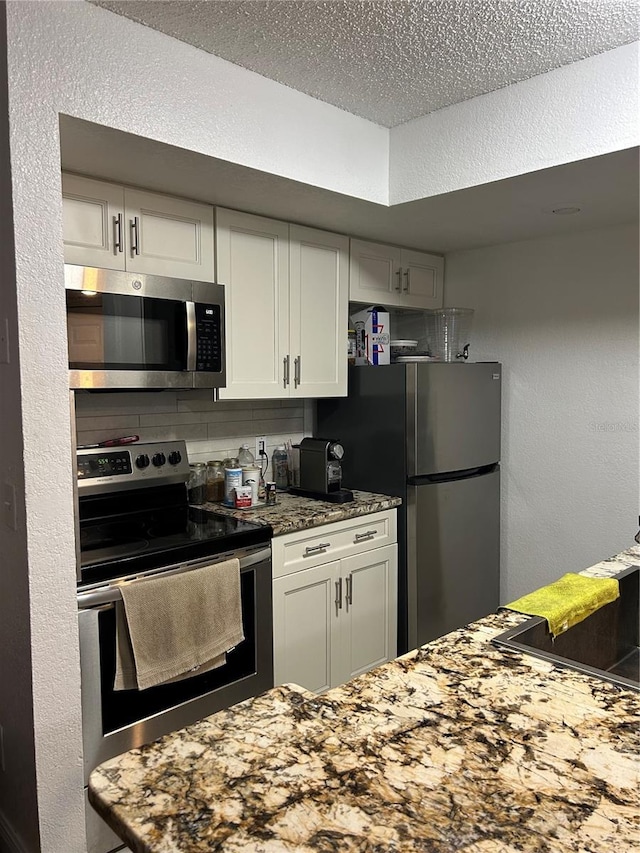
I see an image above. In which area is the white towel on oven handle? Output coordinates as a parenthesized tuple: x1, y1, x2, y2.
(114, 557, 244, 691)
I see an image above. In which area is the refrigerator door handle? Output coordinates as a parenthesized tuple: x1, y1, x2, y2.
(408, 463, 498, 486)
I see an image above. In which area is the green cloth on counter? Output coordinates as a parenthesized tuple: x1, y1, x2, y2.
(505, 573, 620, 637)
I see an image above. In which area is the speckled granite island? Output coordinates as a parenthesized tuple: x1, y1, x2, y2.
(202, 489, 402, 536)
(89, 546, 640, 853)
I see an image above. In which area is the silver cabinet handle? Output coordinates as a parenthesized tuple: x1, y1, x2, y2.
(345, 574, 353, 607)
(283, 354, 290, 388)
(303, 542, 330, 557)
(130, 216, 140, 256)
(335, 577, 343, 611)
(113, 214, 123, 254)
(403, 269, 410, 293)
(354, 530, 377, 542)
(395, 268, 403, 292)
(294, 355, 301, 388)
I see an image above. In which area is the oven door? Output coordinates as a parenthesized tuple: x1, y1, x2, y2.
(65, 265, 225, 390)
(78, 545, 273, 781)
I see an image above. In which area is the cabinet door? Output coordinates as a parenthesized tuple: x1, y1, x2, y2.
(289, 225, 349, 398)
(400, 248, 444, 309)
(338, 544, 398, 685)
(62, 174, 126, 270)
(349, 239, 404, 307)
(216, 209, 289, 400)
(125, 189, 214, 282)
(273, 561, 341, 694)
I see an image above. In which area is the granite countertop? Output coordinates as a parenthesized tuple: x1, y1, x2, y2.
(89, 546, 640, 853)
(202, 489, 402, 536)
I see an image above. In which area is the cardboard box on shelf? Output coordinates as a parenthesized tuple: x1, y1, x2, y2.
(351, 306, 391, 365)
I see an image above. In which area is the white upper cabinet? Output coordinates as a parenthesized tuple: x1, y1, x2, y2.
(289, 225, 349, 399)
(62, 174, 126, 271)
(62, 174, 214, 282)
(350, 238, 444, 309)
(124, 188, 214, 281)
(217, 211, 349, 400)
(216, 208, 290, 400)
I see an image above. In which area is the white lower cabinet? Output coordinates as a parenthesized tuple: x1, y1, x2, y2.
(272, 511, 398, 693)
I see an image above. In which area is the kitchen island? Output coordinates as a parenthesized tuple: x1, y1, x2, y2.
(89, 546, 640, 853)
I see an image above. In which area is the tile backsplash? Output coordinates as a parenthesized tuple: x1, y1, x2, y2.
(74, 390, 311, 474)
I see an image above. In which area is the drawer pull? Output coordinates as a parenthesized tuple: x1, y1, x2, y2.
(354, 530, 377, 542)
(304, 542, 331, 556)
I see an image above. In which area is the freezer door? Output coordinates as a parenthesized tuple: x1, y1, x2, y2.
(409, 362, 501, 475)
(407, 468, 500, 649)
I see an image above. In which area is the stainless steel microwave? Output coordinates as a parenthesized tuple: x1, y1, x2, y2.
(65, 265, 226, 390)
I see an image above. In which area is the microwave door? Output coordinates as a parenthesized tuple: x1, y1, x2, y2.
(67, 290, 193, 389)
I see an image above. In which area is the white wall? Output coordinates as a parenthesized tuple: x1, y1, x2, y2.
(444, 223, 639, 602)
(390, 42, 640, 203)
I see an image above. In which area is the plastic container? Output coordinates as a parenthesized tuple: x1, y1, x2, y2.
(223, 463, 243, 507)
(347, 329, 357, 365)
(206, 460, 225, 503)
(272, 445, 289, 490)
(390, 339, 418, 354)
(426, 308, 474, 362)
(242, 465, 261, 506)
(287, 444, 300, 488)
(238, 443, 255, 468)
(187, 463, 207, 505)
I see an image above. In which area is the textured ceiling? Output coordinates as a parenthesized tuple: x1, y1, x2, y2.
(91, 0, 639, 127)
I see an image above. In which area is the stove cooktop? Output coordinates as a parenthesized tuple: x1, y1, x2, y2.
(79, 503, 271, 588)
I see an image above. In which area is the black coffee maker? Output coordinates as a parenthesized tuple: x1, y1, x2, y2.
(289, 437, 354, 503)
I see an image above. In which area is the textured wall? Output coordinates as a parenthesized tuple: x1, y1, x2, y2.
(390, 42, 639, 203)
(0, 5, 40, 851)
(444, 223, 639, 602)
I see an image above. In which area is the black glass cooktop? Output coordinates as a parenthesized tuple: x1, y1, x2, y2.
(79, 484, 271, 587)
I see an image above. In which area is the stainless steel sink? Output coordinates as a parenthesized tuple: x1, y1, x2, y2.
(493, 566, 639, 692)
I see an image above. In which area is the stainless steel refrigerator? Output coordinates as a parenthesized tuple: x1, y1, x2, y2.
(317, 362, 501, 654)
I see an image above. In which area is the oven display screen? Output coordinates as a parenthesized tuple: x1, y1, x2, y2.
(77, 452, 132, 479)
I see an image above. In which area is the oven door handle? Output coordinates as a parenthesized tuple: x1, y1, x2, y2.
(77, 546, 271, 610)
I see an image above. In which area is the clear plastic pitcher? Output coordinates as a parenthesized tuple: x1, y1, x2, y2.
(426, 308, 474, 361)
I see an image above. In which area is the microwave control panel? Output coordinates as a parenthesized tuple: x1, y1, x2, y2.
(195, 303, 222, 372)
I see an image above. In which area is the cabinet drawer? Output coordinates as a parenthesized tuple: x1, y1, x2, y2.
(273, 510, 397, 578)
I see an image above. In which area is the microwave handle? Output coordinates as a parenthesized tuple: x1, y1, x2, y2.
(186, 302, 197, 371)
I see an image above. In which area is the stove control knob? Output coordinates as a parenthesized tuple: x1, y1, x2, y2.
(168, 451, 182, 466)
(152, 452, 166, 467)
(135, 453, 150, 469)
